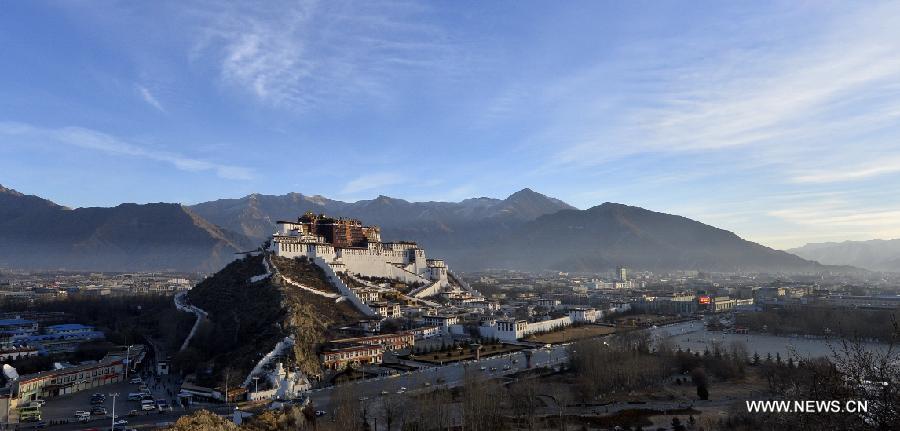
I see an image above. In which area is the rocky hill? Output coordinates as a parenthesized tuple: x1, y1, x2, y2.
(185, 253, 363, 382)
(789, 239, 900, 272)
(0, 184, 253, 272)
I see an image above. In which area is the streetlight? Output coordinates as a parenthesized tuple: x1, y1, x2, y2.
(253, 376, 260, 395)
(108, 392, 119, 431)
(124, 344, 133, 382)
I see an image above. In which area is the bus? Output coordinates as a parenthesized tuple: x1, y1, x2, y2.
(18, 405, 42, 422)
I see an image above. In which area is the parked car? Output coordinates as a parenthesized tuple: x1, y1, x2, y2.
(29, 399, 46, 407)
(314, 410, 326, 417)
(127, 393, 143, 401)
(129, 377, 143, 384)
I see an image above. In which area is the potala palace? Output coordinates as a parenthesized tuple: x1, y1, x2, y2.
(270, 212, 468, 299)
(268, 212, 619, 349)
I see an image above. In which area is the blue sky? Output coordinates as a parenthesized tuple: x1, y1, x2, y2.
(2, 1, 900, 249)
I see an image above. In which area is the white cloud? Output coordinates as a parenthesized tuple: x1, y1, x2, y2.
(340, 172, 405, 194)
(189, 1, 458, 111)
(541, 3, 900, 184)
(137, 85, 166, 113)
(0, 122, 252, 180)
(790, 157, 900, 184)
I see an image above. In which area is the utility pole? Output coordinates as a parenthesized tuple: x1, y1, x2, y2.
(124, 345, 132, 382)
(108, 392, 119, 431)
(253, 376, 260, 395)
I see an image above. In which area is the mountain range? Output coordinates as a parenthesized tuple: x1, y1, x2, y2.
(0, 184, 835, 273)
(788, 239, 900, 272)
(0, 185, 251, 272)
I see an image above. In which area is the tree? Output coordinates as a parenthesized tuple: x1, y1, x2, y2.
(691, 368, 709, 400)
(671, 417, 686, 431)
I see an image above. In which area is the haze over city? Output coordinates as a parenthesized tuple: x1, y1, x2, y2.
(2, 1, 900, 249)
(3, 3, 900, 431)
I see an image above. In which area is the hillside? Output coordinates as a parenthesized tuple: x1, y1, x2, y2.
(0, 184, 253, 272)
(788, 239, 900, 272)
(186, 254, 364, 381)
(456, 203, 829, 273)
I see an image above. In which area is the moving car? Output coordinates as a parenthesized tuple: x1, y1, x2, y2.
(90, 406, 107, 415)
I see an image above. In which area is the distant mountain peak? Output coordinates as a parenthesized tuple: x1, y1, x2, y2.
(0, 184, 24, 196)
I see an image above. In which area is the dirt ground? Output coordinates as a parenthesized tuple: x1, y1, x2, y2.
(526, 325, 617, 344)
(408, 343, 524, 364)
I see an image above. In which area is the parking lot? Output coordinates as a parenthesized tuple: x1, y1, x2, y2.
(35, 372, 183, 426)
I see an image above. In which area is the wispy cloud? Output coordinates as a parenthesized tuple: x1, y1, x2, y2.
(136, 85, 166, 113)
(188, 1, 459, 111)
(791, 157, 900, 184)
(341, 172, 405, 194)
(0, 122, 252, 180)
(539, 3, 900, 184)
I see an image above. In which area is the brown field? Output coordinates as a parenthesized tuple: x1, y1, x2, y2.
(409, 343, 525, 364)
(526, 324, 617, 344)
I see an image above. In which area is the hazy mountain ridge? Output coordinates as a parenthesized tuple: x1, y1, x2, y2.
(0, 185, 253, 272)
(188, 187, 576, 242)
(788, 239, 900, 272)
(0, 184, 844, 273)
(447, 202, 828, 273)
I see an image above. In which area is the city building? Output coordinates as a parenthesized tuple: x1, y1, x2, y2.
(320, 344, 384, 370)
(15, 357, 124, 401)
(330, 332, 415, 351)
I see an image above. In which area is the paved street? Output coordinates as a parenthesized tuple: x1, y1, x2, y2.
(309, 343, 571, 413)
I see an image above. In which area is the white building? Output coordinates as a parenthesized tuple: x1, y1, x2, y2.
(271, 213, 452, 291)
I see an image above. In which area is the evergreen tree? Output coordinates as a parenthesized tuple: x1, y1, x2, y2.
(752, 352, 760, 365)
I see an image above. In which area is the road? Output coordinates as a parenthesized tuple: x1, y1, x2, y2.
(309, 343, 571, 413)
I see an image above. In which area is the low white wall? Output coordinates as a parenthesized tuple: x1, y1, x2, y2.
(411, 280, 443, 298)
(174, 292, 208, 352)
(243, 335, 295, 388)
